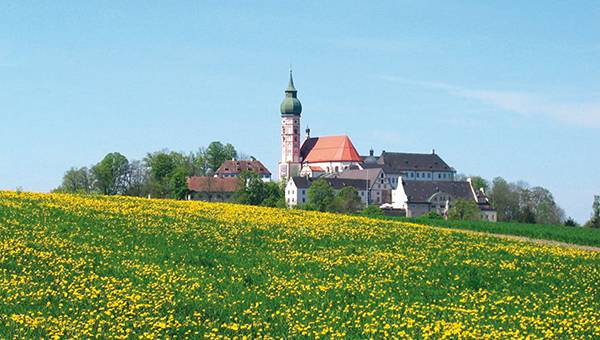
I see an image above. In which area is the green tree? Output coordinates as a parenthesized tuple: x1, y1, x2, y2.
(470, 176, 489, 192)
(92, 152, 129, 195)
(206, 141, 237, 173)
(146, 152, 176, 182)
(193, 148, 209, 176)
(517, 205, 537, 224)
(233, 171, 266, 205)
(145, 151, 178, 198)
(529, 186, 564, 225)
(448, 199, 480, 221)
(586, 195, 600, 228)
(261, 181, 285, 208)
(55, 167, 94, 194)
(169, 167, 189, 200)
(307, 178, 335, 212)
(564, 217, 578, 227)
(332, 186, 363, 213)
(489, 177, 520, 222)
(123, 160, 149, 197)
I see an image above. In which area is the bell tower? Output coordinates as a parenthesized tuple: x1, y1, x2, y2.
(278, 70, 302, 180)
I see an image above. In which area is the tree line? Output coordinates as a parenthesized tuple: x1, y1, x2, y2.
(55, 149, 600, 227)
(54, 141, 240, 199)
(461, 175, 599, 228)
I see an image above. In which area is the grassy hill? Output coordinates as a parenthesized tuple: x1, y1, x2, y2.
(361, 215, 600, 248)
(0, 191, 598, 338)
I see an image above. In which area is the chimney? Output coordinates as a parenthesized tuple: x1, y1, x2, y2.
(305, 126, 311, 140)
(369, 148, 374, 157)
(432, 149, 436, 154)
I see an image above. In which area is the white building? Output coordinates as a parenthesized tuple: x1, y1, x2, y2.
(285, 177, 369, 207)
(391, 177, 497, 221)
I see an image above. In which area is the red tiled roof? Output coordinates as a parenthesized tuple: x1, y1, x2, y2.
(309, 166, 325, 171)
(301, 135, 362, 163)
(187, 176, 240, 193)
(216, 160, 271, 175)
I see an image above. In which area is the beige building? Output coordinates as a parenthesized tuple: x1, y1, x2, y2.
(325, 167, 393, 205)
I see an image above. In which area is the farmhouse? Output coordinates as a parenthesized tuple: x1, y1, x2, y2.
(187, 158, 272, 202)
(187, 176, 239, 202)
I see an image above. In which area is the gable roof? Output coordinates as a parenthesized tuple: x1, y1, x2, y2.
(326, 168, 384, 189)
(378, 152, 453, 173)
(403, 181, 475, 203)
(290, 176, 368, 190)
(187, 176, 240, 193)
(300, 135, 362, 163)
(216, 160, 271, 175)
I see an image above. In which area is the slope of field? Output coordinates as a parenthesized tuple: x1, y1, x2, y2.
(361, 215, 600, 248)
(0, 191, 598, 338)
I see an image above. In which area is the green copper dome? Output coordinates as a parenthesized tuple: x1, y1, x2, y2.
(280, 70, 302, 116)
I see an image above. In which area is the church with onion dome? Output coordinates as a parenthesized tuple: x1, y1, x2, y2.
(278, 70, 363, 180)
(278, 71, 496, 221)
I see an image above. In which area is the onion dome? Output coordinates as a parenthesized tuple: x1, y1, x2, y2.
(280, 70, 302, 116)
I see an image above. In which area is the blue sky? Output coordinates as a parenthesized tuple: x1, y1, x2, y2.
(1, 1, 599, 222)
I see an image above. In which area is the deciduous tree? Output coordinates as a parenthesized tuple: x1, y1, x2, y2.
(55, 167, 94, 194)
(92, 152, 129, 195)
(307, 178, 335, 212)
(586, 195, 600, 228)
(448, 199, 480, 221)
(332, 186, 363, 213)
(206, 141, 237, 172)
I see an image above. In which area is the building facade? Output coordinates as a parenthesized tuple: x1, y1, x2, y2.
(285, 177, 369, 207)
(367, 151, 456, 189)
(325, 167, 393, 205)
(187, 176, 239, 202)
(391, 178, 497, 221)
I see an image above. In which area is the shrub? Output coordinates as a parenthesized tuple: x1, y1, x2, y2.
(362, 205, 384, 217)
